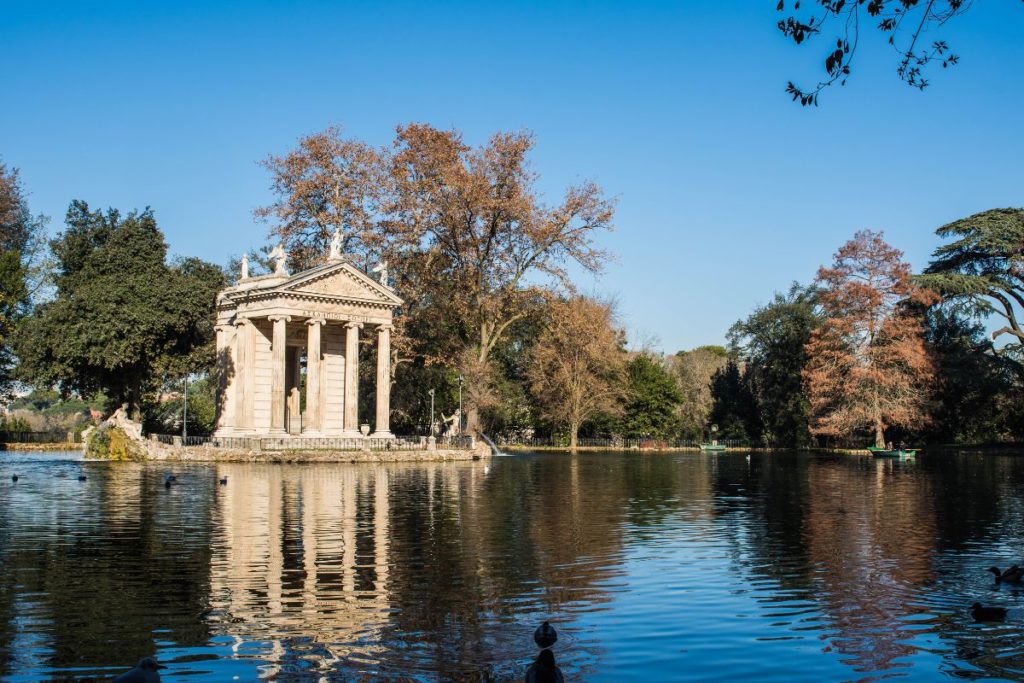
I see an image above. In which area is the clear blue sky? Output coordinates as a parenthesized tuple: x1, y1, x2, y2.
(2, 1, 1022, 352)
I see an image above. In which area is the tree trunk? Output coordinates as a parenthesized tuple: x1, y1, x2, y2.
(465, 406, 481, 436)
(874, 419, 886, 449)
(570, 422, 579, 452)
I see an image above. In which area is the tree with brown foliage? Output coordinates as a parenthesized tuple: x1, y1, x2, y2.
(387, 125, 615, 432)
(803, 230, 937, 447)
(528, 297, 626, 450)
(259, 124, 616, 434)
(256, 127, 387, 270)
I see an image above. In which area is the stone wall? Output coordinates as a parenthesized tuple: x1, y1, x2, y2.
(141, 439, 489, 463)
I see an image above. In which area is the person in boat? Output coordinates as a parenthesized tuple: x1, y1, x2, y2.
(886, 441, 894, 451)
(525, 648, 565, 683)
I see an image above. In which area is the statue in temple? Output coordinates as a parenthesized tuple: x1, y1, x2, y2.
(328, 228, 343, 261)
(371, 259, 389, 286)
(269, 243, 289, 275)
(240, 253, 249, 280)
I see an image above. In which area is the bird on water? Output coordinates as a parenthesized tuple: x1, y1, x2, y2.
(11, 474, 18, 482)
(219, 475, 228, 486)
(989, 565, 1023, 584)
(971, 602, 1008, 622)
(534, 621, 558, 649)
(78, 474, 87, 482)
(112, 657, 165, 683)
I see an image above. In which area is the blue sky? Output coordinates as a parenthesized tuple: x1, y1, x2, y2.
(2, 1, 1022, 352)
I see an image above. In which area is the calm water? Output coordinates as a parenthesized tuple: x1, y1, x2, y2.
(2, 450, 1024, 681)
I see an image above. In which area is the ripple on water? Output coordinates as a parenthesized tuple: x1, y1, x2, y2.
(4, 450, 1024, 680)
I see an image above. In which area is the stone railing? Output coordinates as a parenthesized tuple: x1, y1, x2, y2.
(149, 434, 475, 452)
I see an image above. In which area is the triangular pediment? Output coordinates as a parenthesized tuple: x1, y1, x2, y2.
(278, 261, 403, 306)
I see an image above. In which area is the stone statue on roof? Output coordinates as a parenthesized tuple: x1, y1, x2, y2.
(329, 228, 343, 261)
(269, 243, 289, 276)
(371, 259, 389, 286)
(240, 253, 249, 280)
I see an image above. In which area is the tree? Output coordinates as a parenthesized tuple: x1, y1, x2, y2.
(0, 163, 47, 400)
(14, 202, 225, 416)
(620, 354, 682, 439)
(918, 208, 1024, 357)
(255, 126, 385, 270)
(257, 125, 615, 435)
(673, 345, 728, 440)
(923, 309, 1022, 444)
(709, 359, 760, 442)
(803, 230, 937, 447)
(778, 1, 990, 106)
(728, 284, 820, 447)
(528, 297, 626, 450)
(386, 125, 615, 434)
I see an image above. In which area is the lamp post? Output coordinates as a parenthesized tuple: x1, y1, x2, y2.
(457, 375, 464, 436)
(428, 389, 435, 437)
(182, 372, 189, 441)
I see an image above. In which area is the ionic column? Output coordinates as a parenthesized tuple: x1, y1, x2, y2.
(214, 324, 235, 433)
(234, 318, 255, 431)
(269, 315, 291, 434)
(342, 321, 362, 436)
(372, 324, 394, 438)
(304, 317, 326, 434)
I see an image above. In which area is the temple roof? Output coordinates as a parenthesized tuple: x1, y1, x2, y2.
(218, 259, 404, 310)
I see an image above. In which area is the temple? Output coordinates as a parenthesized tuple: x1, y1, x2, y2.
(212, 248, 403, 439)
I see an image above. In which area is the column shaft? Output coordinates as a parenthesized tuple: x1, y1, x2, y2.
(372, 325, 393, 437)
(235, 319, 255, 431)
(269, 315, 290, 433)
(304, 318, 324, 433)
(343, 322, 361, 435)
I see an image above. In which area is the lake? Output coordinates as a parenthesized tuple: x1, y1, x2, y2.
(2, 449, 1024, 682)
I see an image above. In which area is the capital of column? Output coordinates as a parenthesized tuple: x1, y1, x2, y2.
(345, 321, 363, 330)
(268, 314, 292, 323)
(233, 316, 252, 328)
(376, 323, 394, 333)
(305, 316, 327, 327)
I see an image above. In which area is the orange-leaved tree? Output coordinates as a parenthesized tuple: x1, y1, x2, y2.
(386, 124, 615, 433)
(803, 230, 937, 448)
(528, 297, 626, 450)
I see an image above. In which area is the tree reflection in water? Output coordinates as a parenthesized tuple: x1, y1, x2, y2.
(3, 451, 1024, 680)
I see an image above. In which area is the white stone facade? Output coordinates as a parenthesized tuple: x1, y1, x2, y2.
(213, 260, 403, 438)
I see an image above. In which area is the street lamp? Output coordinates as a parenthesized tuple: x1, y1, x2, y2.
(428, 388, 435, 437)
(182, 372, 189, 441)
(457, 375, 464, 436)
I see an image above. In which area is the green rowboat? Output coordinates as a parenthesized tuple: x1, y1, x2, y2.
(700, 443, 727, 452)
(867, 446, 917, 458)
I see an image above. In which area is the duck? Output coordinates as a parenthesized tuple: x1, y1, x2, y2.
(219, 476, 228, 486)
(78, 474, 87, 482)
(971, 602, 1008, 622)
(112, 657, 166, 683)
(534, 621, 558, 649)
(989, 566, 1024, 584)
(11, 474, 18, 482)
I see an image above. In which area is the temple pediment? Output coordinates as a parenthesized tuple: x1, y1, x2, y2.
(223, 260, 404, 308)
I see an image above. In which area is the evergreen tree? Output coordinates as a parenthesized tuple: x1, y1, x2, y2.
(14, 201, 224, 416)
(620, 354, 682, 439)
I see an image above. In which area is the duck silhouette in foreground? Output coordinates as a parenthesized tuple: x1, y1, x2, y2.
(11, 474, 18, 482)
(112, 657, 165, 683)
(989, 566, 1023, 584)
(78, 474, 87, 482)
(971, 602, 1008, 622)
(534, 621, 558, 649)
(219, 475, 228, 486)
(525, 649, 565, 683)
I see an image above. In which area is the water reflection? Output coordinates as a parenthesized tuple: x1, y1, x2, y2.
(3, 451, 1024, 681)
